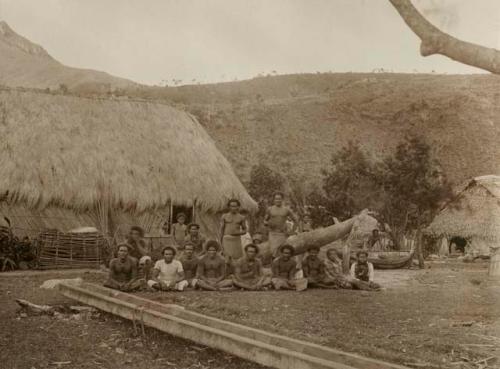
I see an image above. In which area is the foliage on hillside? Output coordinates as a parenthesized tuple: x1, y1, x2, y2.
(247, 136, 452, 242)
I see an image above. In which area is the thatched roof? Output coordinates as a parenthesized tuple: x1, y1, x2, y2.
(0, 89, 256, 213)
(425, 175, 500, 241)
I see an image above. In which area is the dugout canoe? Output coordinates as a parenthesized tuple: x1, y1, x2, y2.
(368, 248, 415, 269)
(334, 247, 415, 270)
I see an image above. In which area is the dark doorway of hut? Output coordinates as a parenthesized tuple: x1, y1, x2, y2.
(450, 236, 467, 254)
(171, 205, 194, 228)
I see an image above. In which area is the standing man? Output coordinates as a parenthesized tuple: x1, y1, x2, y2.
(232, 244, 271, 290)
(196, 241, 233, 291)
(148, 246, 188, 291)
(126, 226, 148, 260)
(104, 244, 142, 292)
(300, 213, 314, 233)
(365, 229, 383, 251)
(220, 199, 247, 268)
(264, 192, 299, 257)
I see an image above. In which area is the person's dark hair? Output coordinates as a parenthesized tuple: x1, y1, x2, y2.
(130, 226, 145, 237)
(273, 191, 285, 200)
(188, 223, 200, 231)
(117, 243, 129, 252)
(184, 242, 195, 250)
(227, 198, 241, 207)
(309, 246, 320, 252)
(280, 244, 295, 255)
(252, 232, 263, 241)
(244, 243, 259, 253)
(176, 213, 186, 221)
(356, 250, 369, 258)
(205, 240, 220, 252)
(162, 246, 177, 256)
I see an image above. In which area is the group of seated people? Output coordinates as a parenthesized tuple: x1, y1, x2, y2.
(104, 226, 381, 293)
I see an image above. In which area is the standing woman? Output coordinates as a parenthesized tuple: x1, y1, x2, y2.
(264, 192, 298, 257)
(220, 199, 247, 269)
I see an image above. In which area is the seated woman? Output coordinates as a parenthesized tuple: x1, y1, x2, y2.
(232, 243, 271, 291)
(196, 241, 233, 291)
(350, 250, 381, 291)
(271, 244, 307, 291)
(323, 248, 353, 289)
(147, 246, 188, 291)
(179, 243, 199, 288)
(104, 244, 143, 292)
(302, 246, 336, 288)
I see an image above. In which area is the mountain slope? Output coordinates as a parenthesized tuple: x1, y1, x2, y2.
(0, 21, 136, 89)
(157, 73, 500, 187)
(1, 20, 498, 189)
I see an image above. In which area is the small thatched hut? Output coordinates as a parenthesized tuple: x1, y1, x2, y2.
(425, 175, 500, 256)
(0, 89, 256, 240)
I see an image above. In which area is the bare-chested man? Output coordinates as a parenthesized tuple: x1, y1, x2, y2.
(125, 226, 148, 260)
(232, 244, 271, 290)
(104, 244, 142, 292)
(196, 241, 233, 291)
(220, 199, 247, 267)
(184, 223, 206, 256)
(179, 243, 199, 288)
(271, 244, 307, 291)
(264, 192, 298, 257)
(302, 246, 336, 288)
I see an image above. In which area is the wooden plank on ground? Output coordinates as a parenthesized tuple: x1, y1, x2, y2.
(57, 282, 410, 369)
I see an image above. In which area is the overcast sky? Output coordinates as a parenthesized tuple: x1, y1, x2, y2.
(1, 0, 499, 85)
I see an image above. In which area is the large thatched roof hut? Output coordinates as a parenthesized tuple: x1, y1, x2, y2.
(0, 88, 256, 239)
(425, 175, 500, 256)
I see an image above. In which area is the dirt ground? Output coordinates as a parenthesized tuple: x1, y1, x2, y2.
(1, 261, 499, 369)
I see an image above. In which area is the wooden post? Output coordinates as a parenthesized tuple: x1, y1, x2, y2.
(342, 243, 351, 275)
(192, 199, 197, 223)
(489, 247, 500, 279)
(168, 200, 173, 235)
(416, 231, 425, 269)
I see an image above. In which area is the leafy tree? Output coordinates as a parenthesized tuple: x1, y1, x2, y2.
(315, 136, 451, 246)
(305, 188, 335, 228)
(378, 135, 452, 235)
(320, 141, 380, 219)
(59, 83, 69, 94)
(247, 163, 285, 227)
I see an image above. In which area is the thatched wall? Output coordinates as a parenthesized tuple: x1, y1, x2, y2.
(0, 89, 256, 237)
(0, 202, 221, 241)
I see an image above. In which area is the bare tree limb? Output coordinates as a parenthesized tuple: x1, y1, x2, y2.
(389, 0, 500, 74)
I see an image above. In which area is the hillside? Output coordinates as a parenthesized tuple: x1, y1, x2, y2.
(1, 20, 499, 190)
(159, 73, 500, 188)
(0, 21, 136, 90)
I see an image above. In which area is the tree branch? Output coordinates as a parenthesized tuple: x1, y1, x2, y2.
(389, 0, 500, 74)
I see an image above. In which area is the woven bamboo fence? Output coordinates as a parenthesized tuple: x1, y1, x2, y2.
(36, 230, 108, 269)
